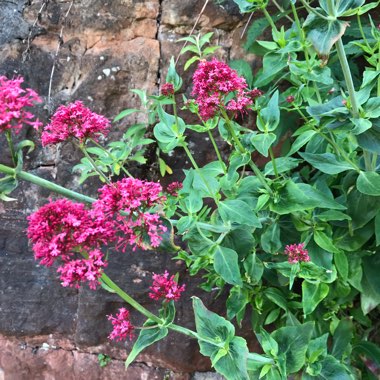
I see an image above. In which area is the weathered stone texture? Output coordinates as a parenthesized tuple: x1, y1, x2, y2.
(0, 0, 250, 377)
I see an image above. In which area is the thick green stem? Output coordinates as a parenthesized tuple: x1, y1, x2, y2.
(335, 39, 359, 118)
(0, 163, 96, 203)
(5, 130, 17, 167)
(220, 109, 273, 195)
(79, 144, 111, 184)
(101, 273, 162, 324)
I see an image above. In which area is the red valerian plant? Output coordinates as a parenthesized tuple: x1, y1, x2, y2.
(41, 100, 111, 146)
(149, 271, 186, 302)
(1, 0, 380, 377)
(0, 75, 42, 133)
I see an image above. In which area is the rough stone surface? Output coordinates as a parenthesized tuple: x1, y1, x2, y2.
(0, 0, 255, 377)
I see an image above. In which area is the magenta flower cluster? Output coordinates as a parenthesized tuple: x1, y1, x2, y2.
(166, 181, 183, 197)
(27, 199, 114, 289)
(149, 271, 186, 302)
(0, 76, 42, 134)
(27, 178, 167, 289)
(107, 308, 135, 342)
(41, 100, 111, 146)
(284, 243, 310, 264)
(192, 58, 259, 120)
(93, 178, 167, 251)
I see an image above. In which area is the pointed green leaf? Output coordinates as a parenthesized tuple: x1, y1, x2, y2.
(214, 246, 243, 286)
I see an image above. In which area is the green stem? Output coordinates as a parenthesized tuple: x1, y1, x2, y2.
(262, 7, 278, 32)
(101, 273, 162, 324)
(101, 273, 200, 340)
(207, 129, 225, 172)
(182, 143, 219, 204)
(357, 13, 371, 50)
(269, 147, 279, 178)
(79, 144, 111, 184)
(0, 163, 96, 203)
(5, 130, 17, 167)
(89, 138, 133, 178)
(220, 109, 273, 195)
(299, 0, 330, 20)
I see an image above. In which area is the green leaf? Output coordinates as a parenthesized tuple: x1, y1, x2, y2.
(334, 251, 349, 281)
(287, 130, 316, 156)
(243, 253, 264, 285)
(271, 322, 314, 373)
(166, 56, 183, 91)
(303, 355, 352, 380)
(257, 91, 280, 132)
(254, 54, 288, 87)
(331, 319, 353, 361)
(375, 213, 380, 246)
(302, 281, 329, 316)
(184, 56, 200, 71)
(304, 13, 348, 57)
(264, 288, 288, 311)
(125, 320, 168, 368)
(229, 59, 254, 87)
(316, 210, 351, 222)
(192, 297, 250, 380)
(218, 200, 261, 228)
(244, 17, 268, 50)
(357, 171, 380, 196)
(113, 108, 140, 122)
(314, 230, 340, 254)
(361, 253, 380, 314)
(264, 157, 300, 176)
(261, 223, 282, 254)
(299, 152, 355, 174)
(270, 181, 345, 214)
(250, 133, 276, 157)
(226, 287, 249, 324)
(214, 246, 243, 286)
(353, 341, 380, 370)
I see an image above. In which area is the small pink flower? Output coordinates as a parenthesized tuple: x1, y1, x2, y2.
(284, 243, 310, 264)
(107, 308, 135, 342)
(149, 271, 185, 302)
(342, 99, 347, 106)
(247, 88, 264, 99)
(286, 95, 295, 103)
(0, 75, 42, 134)
(166, 181, 183, 196)
(41, 100, 110, 146)
(161, 83, 175, 96)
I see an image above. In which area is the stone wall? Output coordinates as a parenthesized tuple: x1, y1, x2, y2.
(0, 1, 251, 378)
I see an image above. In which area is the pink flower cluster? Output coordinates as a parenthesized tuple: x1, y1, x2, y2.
(166, 181, 183, 197)
(93, 178, 167, 251)
(0, 76, 42, 134)
(41, 100, 110, 146)
(107, 308, 135, 342)
(27, 199, 114, 288)
(149, 271, 186, 302)
(192, 59, 258, 120)
(27, 178, 168, 288)
(161, 83, 175, 96)
(284, 243, 310, 264)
